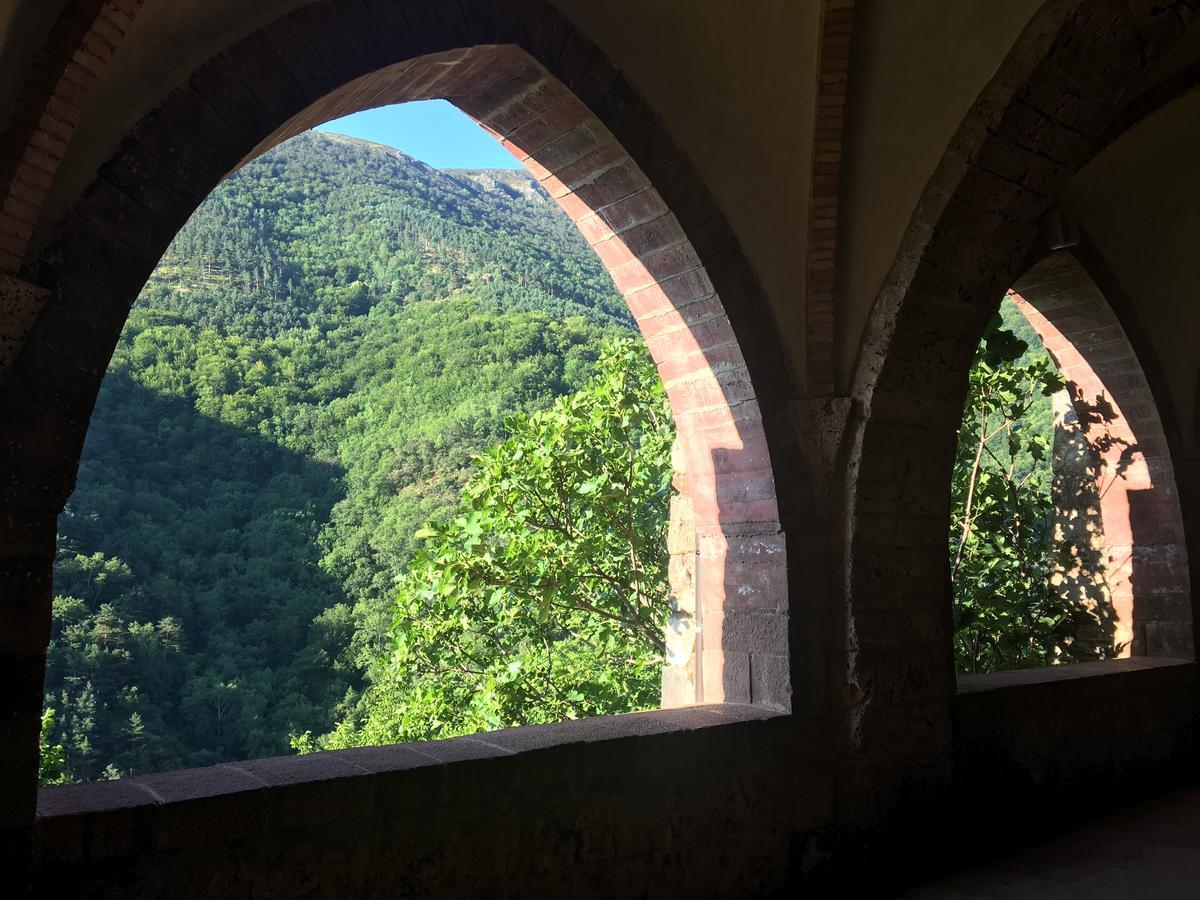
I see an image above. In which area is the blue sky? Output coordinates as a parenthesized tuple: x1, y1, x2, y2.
(315, 100, 521, 169)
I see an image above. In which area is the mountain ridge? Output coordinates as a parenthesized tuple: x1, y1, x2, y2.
(442, 166, 546, 203)
(144, 129, 628, 337)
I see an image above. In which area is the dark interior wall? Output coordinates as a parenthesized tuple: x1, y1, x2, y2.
(1066, 88, 1200, 459)
(954, 659, 1198, 856)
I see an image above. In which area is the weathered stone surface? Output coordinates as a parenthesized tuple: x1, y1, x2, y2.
(0, 273, 48, 380)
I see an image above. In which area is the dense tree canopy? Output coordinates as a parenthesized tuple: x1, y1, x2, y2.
(144, 132, 630, 336)
(44, 132, 663, 783)
(307, 339, 674, 750)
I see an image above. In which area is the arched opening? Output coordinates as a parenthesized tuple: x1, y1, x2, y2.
(1010, 252, 1192, 661)
(950, 251, 1192, 672)
(17, 31, 790, 793)
(839, 1, 1200, 827)
(45, 108, 690, 778)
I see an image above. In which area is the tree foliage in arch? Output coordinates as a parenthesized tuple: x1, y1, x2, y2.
(950, 305, 1111, 673)
(304, 338, 675, 749)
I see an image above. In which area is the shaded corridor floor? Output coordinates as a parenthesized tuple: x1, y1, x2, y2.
(900, 784, 1200, 898)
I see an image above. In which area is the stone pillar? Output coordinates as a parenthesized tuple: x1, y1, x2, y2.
(661, 439, 699, 707)
(0, 510, 55, 892)
(0, 273, 56, 890)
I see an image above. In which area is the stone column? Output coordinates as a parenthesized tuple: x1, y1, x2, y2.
(0, 509, 55, 890)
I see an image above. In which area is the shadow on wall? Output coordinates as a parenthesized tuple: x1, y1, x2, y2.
(1013, 251, 1193, 661)
(1050, 386, 1121, 659)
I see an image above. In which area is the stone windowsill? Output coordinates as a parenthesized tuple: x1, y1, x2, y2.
(36, 702, 783, 852)
(956, 656, 1195, 695)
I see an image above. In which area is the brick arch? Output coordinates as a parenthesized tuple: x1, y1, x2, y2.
(0, 0, 147, 274)
(0, 4, 803, 835)
(839, 1, 1198, 814)
(1012, 251, 1192, 659)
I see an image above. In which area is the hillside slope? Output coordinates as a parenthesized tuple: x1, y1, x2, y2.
(45, 132, 630, 781)
(145, 132, 628, 334)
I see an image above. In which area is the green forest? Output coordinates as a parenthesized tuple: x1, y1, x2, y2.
(42, 132, 666, 783)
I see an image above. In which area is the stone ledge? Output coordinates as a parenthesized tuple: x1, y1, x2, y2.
(36, 703, 782, 833)
(956, 656, 1195, 695)
(953, 657, 1198, 812)
(32, 706, 813, 895)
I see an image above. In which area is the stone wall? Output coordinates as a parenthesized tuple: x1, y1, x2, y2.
(30, 664, 1199, 896)
(34, 708, 824, 899)
(1013, 257, 1193, 659)
(956, 659, 1197, 821)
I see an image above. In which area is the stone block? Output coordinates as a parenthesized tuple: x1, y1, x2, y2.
(751, 652, 792, 711)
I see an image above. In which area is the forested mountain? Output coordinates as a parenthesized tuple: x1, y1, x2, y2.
(145, 132, 628, 335)
(45, 132, 636, 782)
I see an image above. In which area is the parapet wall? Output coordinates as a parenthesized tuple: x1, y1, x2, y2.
(32, 665, 1200, 895)
(34, 707, 821, 898)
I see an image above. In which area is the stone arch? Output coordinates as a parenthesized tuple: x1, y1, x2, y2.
(1012, 251, 1192, 660)
(839, 0, 1198, 812)
(0, 1, 805, 824)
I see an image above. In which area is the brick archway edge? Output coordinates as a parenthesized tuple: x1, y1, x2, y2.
(839, 0, 1200, 822)
(0, 0, 815, 850)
